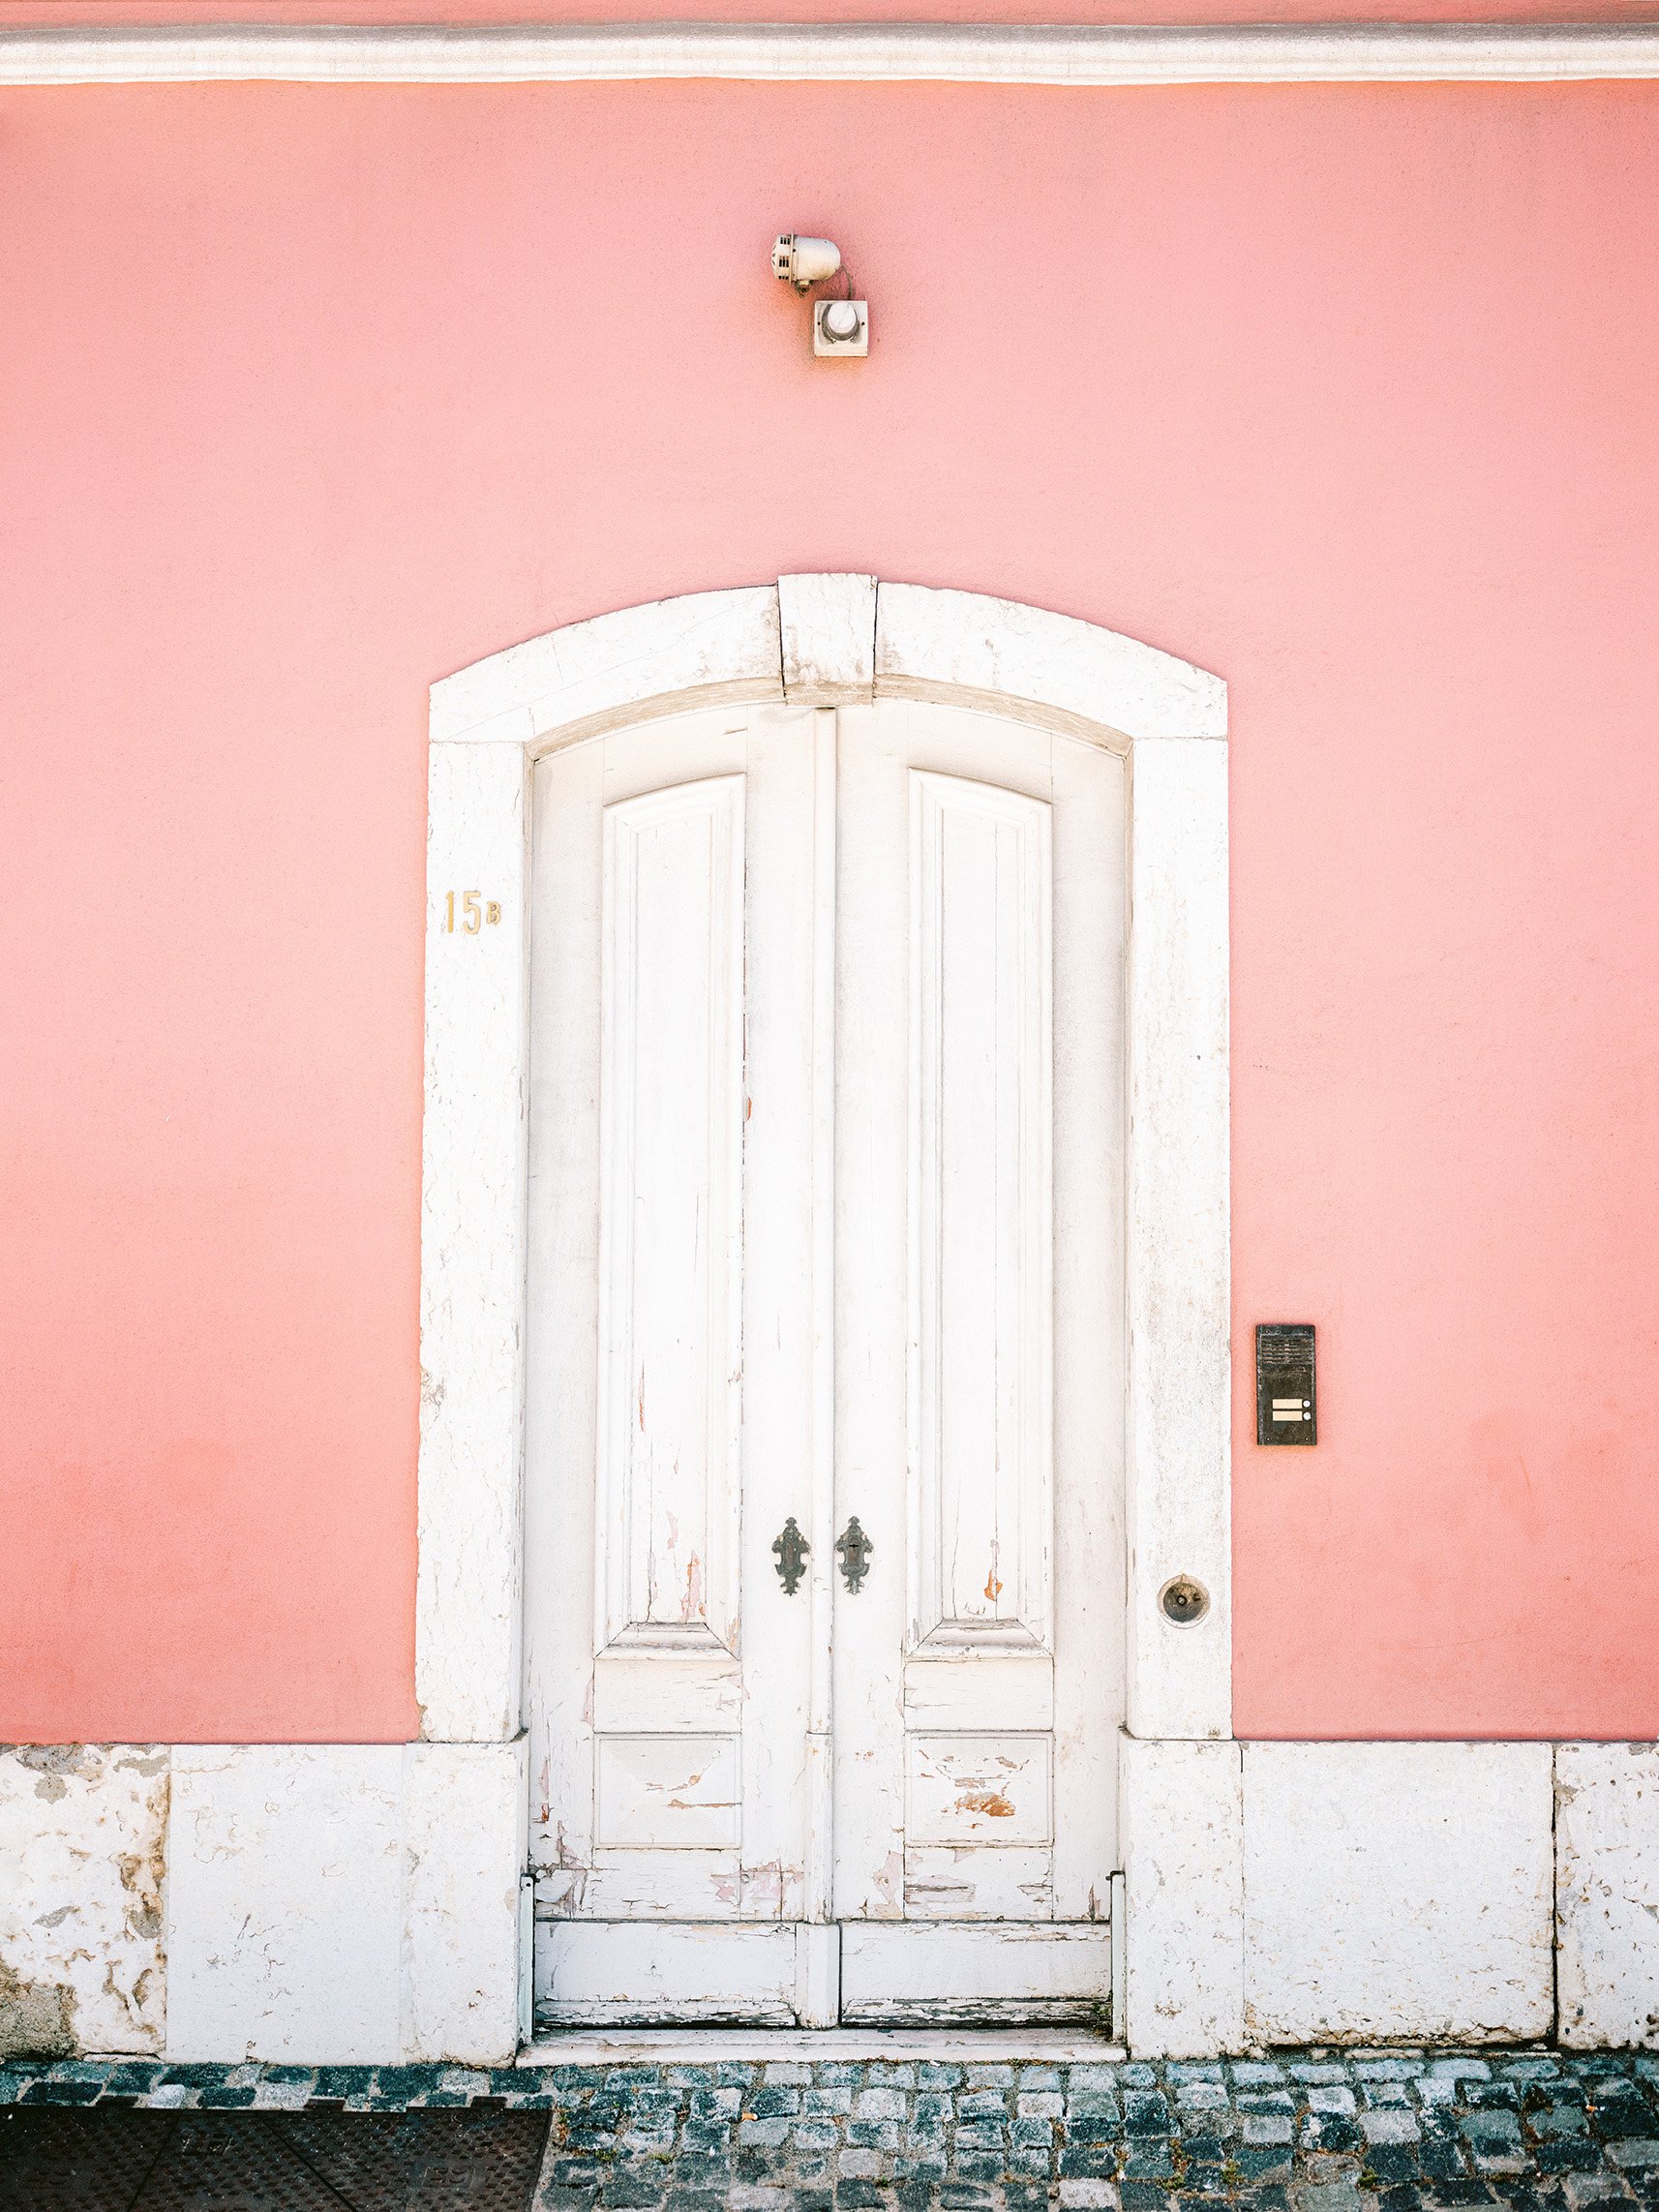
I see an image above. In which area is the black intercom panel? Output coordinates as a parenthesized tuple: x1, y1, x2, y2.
(1256, 1323, 1316, 1445)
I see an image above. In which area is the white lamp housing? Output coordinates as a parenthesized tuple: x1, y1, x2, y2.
(772, 234, 842, 293)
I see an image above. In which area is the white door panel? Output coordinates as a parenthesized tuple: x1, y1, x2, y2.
(903, 1651, 1054, 1731)
(526, 706, 822, 2001)
(908, 768, 1053, 1654)
(841, 1922, 1113, 2024)
(830, 701, 911, 1926)
(904, 1845, 1056, 1919)
(832, 702, 1124, 1982)
(906, 1734, 1053, 1846)
(541, 1922, 799, 2026)
(527, 699, 1124, 2024)
(595, 773, 745, 1654)
(594, 1734, 742, 1849)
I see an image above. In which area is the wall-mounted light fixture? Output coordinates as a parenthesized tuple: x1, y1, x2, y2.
(772, 233, 869, 357)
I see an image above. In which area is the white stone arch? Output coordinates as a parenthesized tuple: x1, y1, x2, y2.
(415, 574, 1231, 1783)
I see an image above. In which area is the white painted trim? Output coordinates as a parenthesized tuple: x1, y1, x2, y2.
(5, 20, 1659, 87)
(417, 742, 529, 1742)
(418, 577, 1232, 1758)
(1126, 738, 1231, 1739)
(1109, 1867, 1127, 2037)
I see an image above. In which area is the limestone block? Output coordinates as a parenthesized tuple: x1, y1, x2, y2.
(429, 586, 783, 748)
(1243, 1741, 1553, 2044)
(0, 1743, 168, 2057)
(1119, 1733, 1244, 2056)
(405, 1739, 528, 2063)
(166, 1744, 404, 2064)
(875, 581, 1227, 742)
(779, 572, 876, 700)
(1556, 1742, 1659, 2047)
(166, 1740, 527, 2065)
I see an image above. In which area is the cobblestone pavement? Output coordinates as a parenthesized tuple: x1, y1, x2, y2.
(8, 2049, 1659, 2209)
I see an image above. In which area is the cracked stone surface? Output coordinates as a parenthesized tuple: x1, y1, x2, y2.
(8, 2048, 1659, 2207)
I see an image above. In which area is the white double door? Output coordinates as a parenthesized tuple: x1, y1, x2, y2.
(525, 697, 1126, 2027)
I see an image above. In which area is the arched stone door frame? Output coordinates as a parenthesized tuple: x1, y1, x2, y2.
(416, 574, 1232, 2044)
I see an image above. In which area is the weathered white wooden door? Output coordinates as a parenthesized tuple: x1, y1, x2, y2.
(525, 698, 1124, 2027)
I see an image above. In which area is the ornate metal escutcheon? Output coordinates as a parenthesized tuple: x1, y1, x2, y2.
(835, 1516, 873, 1593)
(772, 1516, 808, 1595)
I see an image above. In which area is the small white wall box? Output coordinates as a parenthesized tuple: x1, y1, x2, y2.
(815, 298, 869, 357)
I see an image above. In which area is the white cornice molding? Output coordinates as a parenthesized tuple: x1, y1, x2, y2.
(3, 19, 1658, 85)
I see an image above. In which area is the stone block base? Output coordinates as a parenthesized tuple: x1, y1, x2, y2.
(1, 1740, 526, 2067)
(7, 1733, 1659, 2061)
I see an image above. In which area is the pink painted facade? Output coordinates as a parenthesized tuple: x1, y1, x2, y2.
(2, 26, 1659, 2060)
(5, 75, 1659, 1746)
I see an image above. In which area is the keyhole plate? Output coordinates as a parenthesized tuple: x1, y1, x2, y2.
(836, 1516, 873, 1593)
(772, 1516, 808, 1596)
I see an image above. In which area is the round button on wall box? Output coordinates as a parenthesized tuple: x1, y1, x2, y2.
(814, 298, 869, 357)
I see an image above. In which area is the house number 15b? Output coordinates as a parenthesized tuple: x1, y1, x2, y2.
(443, 891, 502, 933)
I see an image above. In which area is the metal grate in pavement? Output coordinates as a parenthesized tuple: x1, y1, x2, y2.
(271, 2110, 549, 2210)
(135, 2115, 347, 2210)
(0, 2109, 551, 2212)
(0, 2108, 172, 2212)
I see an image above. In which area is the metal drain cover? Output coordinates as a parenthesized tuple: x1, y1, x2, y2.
(0, 2108, 173, 2212)
(0, 2109, 550, 2212)
(138, 2114, 347, 2210)
(273, 2111, 549, 2210)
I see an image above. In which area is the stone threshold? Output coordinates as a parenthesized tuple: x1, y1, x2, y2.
(519, 2028, 1129, 2065)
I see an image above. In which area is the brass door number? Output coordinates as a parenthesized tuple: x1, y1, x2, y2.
(442, 891, 502, 934)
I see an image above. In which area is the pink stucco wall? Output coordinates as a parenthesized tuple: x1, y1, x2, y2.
(2, 78, 1656, 1744)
